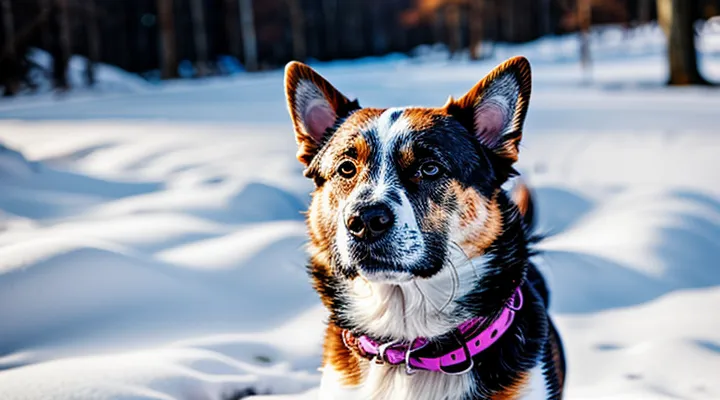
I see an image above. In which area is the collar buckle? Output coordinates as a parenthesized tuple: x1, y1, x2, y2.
(374, 339, 401, 365)
(404, 338, 428, 375)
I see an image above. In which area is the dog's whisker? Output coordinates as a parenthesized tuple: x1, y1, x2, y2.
(443, 258, 461, 312)
(451, 240, 484, 281)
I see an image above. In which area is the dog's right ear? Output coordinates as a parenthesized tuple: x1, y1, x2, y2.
(284, 62, 360, 166)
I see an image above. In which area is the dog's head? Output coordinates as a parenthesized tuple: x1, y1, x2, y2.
(285, 57, 531, 288)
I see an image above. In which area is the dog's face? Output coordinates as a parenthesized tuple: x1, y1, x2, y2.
(285, 58, 531, 285)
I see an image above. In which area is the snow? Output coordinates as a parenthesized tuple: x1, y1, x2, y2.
(1, 26, 719, 399)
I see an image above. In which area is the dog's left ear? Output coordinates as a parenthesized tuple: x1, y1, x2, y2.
(445, 56, 531, 164)
(284, 62, 360, 166)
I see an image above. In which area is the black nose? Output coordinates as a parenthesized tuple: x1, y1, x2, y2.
(345, 203, 395, 240)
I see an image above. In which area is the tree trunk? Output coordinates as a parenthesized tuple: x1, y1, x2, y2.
(345, 1, 364, 56)
(433, 7, 444, 45)
(485, 0, 497, 42)
(657, 0, 709, 85)
(224, 0, 241, 58)
(238, 0, 258, 71)
(1, 0, 15, 59)
(157, 0, 178, 79)
(189, 0, 208, 76)
(85, 0, 101, 86)
(503, 0, 516, 41)
(40, 0, 52, 52)
(286, 0, 306, 61)
(1, 0, 19, 96)
(446, 4, 462, 58)
(578, 0, 592, 80)
(54, 0, 72, 90)
(468, 0, 484, 60)
(638, 0, 652, 23)
(541, 0, 552, 35)
(321, 0, 337, 58)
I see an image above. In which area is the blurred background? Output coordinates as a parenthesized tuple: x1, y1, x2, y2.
(1, 0, 719, 94)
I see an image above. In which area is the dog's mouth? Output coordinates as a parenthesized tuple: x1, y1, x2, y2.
(343, 235, 446, 282)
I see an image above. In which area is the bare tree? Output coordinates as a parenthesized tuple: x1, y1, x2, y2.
(502, 0, 517, 41)
(286, 0, 306, 61)
(157, 0, 178, 79)
(1, 0, 19, 96)
(344, 1, 365, 56)
(433, 6, 444, 45)
(446, 3, 462, 57)
(40, 0, 52, 51)
(85, 0, 101, 86)
(54, 0, 72, 90)
(540, 0, 552, 35)
(657, 0, 710, 85)
(638, 0, 652, 24)
(468, 0, 485, 60)
(577, 0, 592, 81)
(189, 0, 208, 76)
(322, 0, 338, 57)
(224, 0, 241, 58)
(238, 0, 258, 71)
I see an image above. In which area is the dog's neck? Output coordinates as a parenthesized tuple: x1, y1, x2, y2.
(343, 249, 486, 341)
(322, 282, 548, 400)
(335, 191, 531, 342)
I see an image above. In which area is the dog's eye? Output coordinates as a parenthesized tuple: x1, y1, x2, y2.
(418, 161, 442, 179)
(337, 160, 357, 179)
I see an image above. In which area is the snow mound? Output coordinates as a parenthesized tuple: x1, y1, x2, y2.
(0, 142, 37, 178)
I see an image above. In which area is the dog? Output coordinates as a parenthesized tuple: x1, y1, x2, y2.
(283, 56, 566, 400)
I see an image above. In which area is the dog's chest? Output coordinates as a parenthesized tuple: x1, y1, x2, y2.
(318, 363, 550, 400)
(319, 364, 473, 400)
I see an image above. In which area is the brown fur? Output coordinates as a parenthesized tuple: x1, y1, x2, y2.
(511, 181, 532, 219)
(397, 141, 415, 171)
(489, 372, 531, 400)
(422, 199, 448, 232)
(455, 185, 504, 259)
(402, 108, 446, 132)
(323, 322, 364, 386)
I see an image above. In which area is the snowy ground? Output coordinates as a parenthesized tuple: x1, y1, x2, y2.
(1, 26, 719, 400)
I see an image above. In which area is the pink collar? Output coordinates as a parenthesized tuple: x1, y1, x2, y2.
(343, 287, 523, 375)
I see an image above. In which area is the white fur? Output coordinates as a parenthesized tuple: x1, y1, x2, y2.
(318, 363, 474, 400)
(390, 189, 425, 267)
(520, 364, 550, 399)
(373, 107, 411, 200)
(318, 365, 361, 400)
(376, 107, 411, 144)
(335, 198, 353, 268)
(360, 365, 475, 400)
(319, 361, 550, 400)
(345, 249, 488, 340)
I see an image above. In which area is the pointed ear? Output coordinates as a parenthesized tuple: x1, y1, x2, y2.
(445, 56, 531, 164)
(284, 62, 360, 166)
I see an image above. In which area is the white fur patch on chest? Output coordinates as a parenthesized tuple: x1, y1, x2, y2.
(318, 363, 474, 400)
(345, 249, 489, 341)
(319, 363, 550, 400)
(318, 365, 360, 400)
